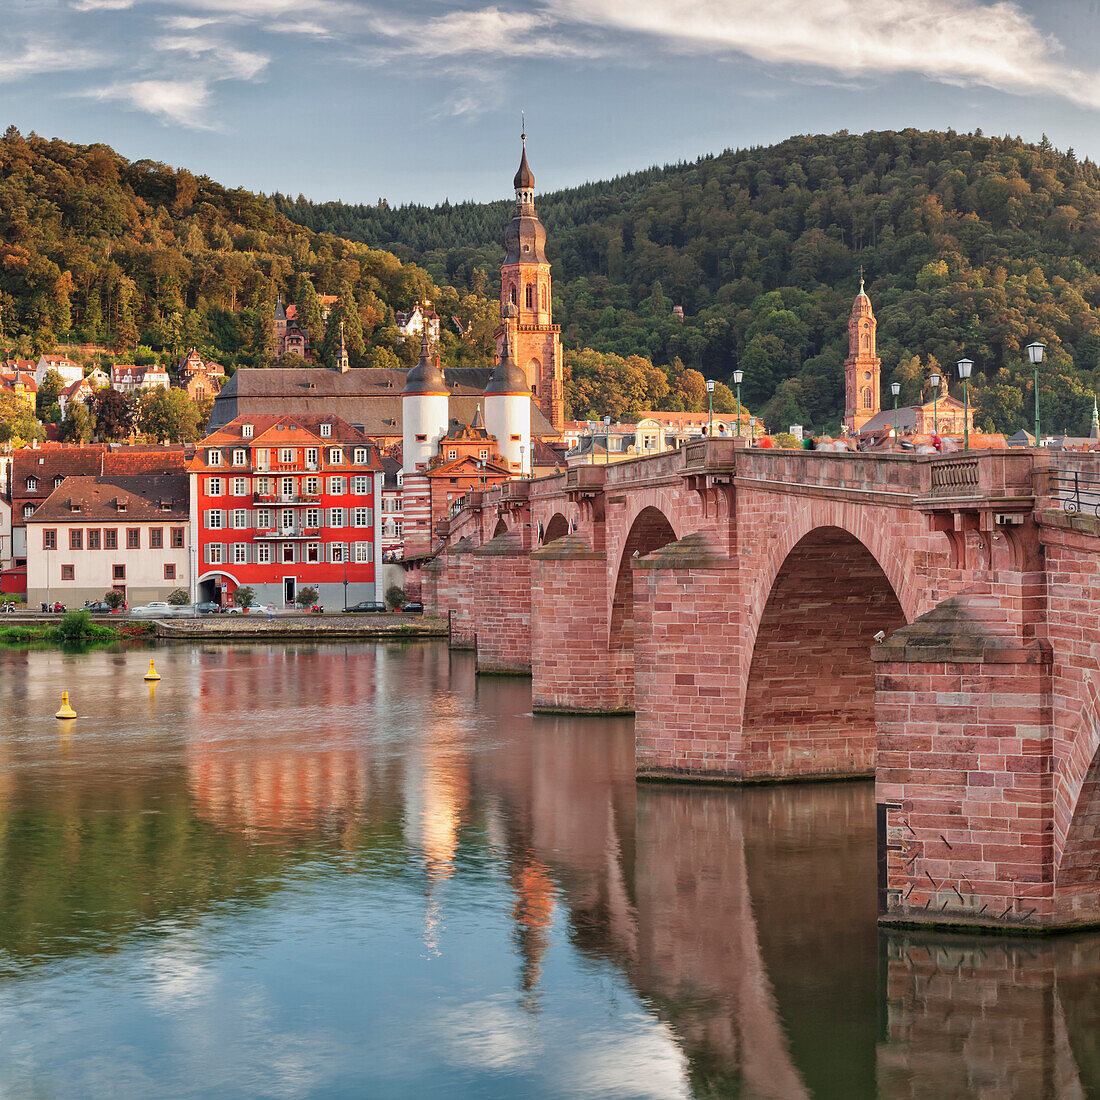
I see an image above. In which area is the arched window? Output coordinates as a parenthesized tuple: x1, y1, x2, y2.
(525, 285, 533, 309)
(861, 334, 869, 349)
(540, 285, 546, 309)
(862, 387, 873, 409)
(509, 285, 517, 306)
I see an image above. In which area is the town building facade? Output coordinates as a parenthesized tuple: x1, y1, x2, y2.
(189, 415, 384, 608)
(25, 474, 190, 607)
(35, 354, 82, 387)
(111, 364, 170, 393)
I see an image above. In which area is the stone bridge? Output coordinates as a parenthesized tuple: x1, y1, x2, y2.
(423, 439, 1100, 934)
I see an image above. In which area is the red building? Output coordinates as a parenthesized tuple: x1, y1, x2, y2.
(189, 414, 384, 608)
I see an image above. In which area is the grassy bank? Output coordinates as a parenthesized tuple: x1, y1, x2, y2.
(0, 610, 154, 646)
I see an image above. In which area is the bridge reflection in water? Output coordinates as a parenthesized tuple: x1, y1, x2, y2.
(0, 642, 1097, 1097)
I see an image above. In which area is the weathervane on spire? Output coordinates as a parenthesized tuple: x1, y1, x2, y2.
(521, 110, 526, 144)
(859, 263, 865, 294)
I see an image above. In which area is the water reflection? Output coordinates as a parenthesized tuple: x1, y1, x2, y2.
(0, 643, 1096, 1097)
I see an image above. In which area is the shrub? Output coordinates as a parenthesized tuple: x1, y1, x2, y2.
(296, 586, 319, 608)
(166, 588, 190, 605)
(234, 585, 255, 609)
(54, 609, 114, 643)
(104, 589, 125, 610)
(385, 584, 405, 609)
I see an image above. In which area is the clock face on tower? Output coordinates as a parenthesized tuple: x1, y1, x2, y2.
(864, 372, 871, 380)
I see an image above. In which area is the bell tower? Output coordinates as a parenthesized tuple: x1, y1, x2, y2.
(844, 272, 881, 433)
(496, 129, 564, 433)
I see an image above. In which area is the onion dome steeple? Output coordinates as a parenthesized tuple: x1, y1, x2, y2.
(402, 330, 447, 395)
(485, 305, 529, 394)
(505, 127, 547, 265)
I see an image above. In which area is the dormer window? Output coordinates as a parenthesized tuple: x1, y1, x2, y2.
(354, 447, 367, 463)
(320, 423, 332, 438)
(206, 449, 222, 466)
(242, 423, 253, 438)
(329, 448, 343, 464)
(26, 477, 37, 492)
(54, 477, 64, 489)
(116, 501, 126, 512)
(232, 449, 247, 466)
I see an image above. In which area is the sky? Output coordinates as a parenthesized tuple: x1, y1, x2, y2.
(7, 0, 1100, 206)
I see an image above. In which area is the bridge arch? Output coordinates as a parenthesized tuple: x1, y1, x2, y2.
(542, 513, 569, 544)
(492, 517, 509, 538)
(609, 506, 678, 653)
(740, 524, 909, 779)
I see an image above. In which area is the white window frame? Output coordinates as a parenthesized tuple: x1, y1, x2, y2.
(232, 449, 247, 466)
(330, 543, 345, 563)
(206, 477, 223, 496)
(305, 476, 319, 495)
(279, 448, 294, 464)
(206, 543, 224, 565)
(231, 509, 248, 529)
(329, 448, 343, 464)
(233, 477, 248, 497)
(242, 423, 253, 439)
(255, 508, 271, 529)
(353, 542, 371, 563)
(320, 423, 332, 438)
(256, 543, 271, 564)
(328, 477, 345, 495)
(328, 508, 345, 528)
(233, 543, 249, 564)
(206, 449, 222, 466)
(352, 476, 369, 495)
(305, 508, 320, 529)
(206, 510, 224, 530)
(354, 448, 367, 464)
(353, 508, 370, 528)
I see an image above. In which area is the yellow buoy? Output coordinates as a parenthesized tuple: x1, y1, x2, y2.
(55, 691, 77, 719)
(144, 658, 161, 682)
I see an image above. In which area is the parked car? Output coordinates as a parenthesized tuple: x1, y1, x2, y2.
(225, 604, 276, 616)
(130, 602, 174, 618)
(400, 601, 424, 614)
(82, 600, 115, 613)
(343, 601, 387, 614)
(195, 602, 219, 615)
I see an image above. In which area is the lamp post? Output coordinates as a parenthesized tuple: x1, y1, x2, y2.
(519, 443, 526, 476)
(890, 381, 901, 441)
(1027, 341, 1045, 447)
(603, 415, 611, 466)
(929, 372, 940, 436)
(748, 416, 756, 445)
(732, 370, 743, 438)
(343, 542, 348, 611)
(706, 378, 715, 438)
(957, 359, 973, 451)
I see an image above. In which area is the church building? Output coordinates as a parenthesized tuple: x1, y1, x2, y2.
(495, 132, 565, 433)
(843, 276, 975, 438)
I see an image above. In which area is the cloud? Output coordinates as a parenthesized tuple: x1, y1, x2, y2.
(85, 79, 218, 129)
(370, 0, 1100, 113)
(71, 0, 134, 9)
(153, 35, 270, 80)
(0, 40, 104, 81)
(365, 6, 601, 62)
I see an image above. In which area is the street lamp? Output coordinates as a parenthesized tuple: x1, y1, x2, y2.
(748, 416, 756, 444)
(956, 359, 973, 450)
(706, 378, 715, 438)
(890, 381, 901, 440)
(519, 443, 526, 476)
(929, 372, 941, 436)
(1027, 341, 1045, 447)
(603, 415, 611, 466)
(732, 370, 743, 438)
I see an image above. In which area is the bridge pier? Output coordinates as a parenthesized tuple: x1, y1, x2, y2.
(874, 596, 1056, 932)
(471, 532, 532, 675)
(530, 535, 632, 713)
(634, 536, 750, 779)
(446, 538, 478, 649)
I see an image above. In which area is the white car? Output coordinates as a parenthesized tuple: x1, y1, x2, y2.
(225, 604, 276, 616)
(130, 602, 194, 618)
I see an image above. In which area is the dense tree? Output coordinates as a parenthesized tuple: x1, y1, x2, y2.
(35, 368, 63, 420)
(135, 386, 203, 442)
(0, 392, 43, 444)
(58, 400, 94, 442)
(90, 385, 134, 440)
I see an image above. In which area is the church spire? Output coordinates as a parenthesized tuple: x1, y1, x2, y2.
(1091, 395, 1099, 440)
(336, 319, 349, 373)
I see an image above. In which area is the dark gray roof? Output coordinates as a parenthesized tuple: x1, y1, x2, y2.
(208, 367, 556, 439)
(859, 407, 921, 434)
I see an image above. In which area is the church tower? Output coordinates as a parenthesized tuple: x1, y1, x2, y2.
(496, 131, 564, 433)
(844, 274, 882, 433)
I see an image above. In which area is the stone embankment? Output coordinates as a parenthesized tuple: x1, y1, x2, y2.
(153, 614, 447, 641)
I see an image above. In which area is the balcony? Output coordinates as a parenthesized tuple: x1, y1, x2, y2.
(253, 494, 321, 506)
(254, 526, 322, 540)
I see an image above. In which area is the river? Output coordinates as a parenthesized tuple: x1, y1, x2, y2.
(0, 642, 1097, 1098)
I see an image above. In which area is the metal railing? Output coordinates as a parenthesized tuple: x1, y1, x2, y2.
(1050, 470, 1100, 517)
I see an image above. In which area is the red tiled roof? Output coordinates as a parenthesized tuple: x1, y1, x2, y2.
(27, 475, 189, 523)
(103, 446, 193, 475)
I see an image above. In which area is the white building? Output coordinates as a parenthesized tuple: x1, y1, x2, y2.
(395, 303, 441, 340)
(112, 364, 170, 393)
(25, 474, 190, 606)
(35, 354, 83, 387)
(58, 378, 94, 417)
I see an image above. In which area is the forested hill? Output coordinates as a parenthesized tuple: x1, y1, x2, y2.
(277, 130, 1100, 435)
(0, 127, 497, 376)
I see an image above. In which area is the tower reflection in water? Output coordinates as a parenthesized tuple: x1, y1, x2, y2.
(0, 642, 1097, 1096)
